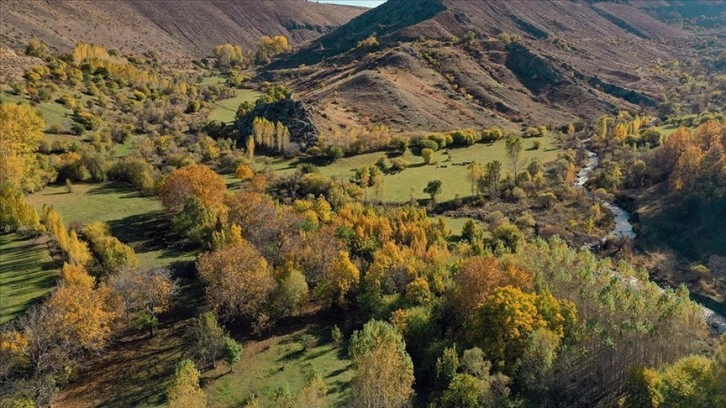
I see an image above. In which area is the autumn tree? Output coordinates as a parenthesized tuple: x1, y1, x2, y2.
(323, 250, 360, 304)
(196, 240, 277, 323)
(45, 283, 116, 351)
(0, 183, 42, 233)
(0, 103, 47, 191)
(84, 221, 137, 273)
(167, 359, 207, 408)
(158, 164, 226, 212)
(107, 267, 177, 336)
(349, 320, 415, 408)
(255, 35, 290, 64)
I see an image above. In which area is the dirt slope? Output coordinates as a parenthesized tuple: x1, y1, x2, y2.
(268, 0, 697, 134)
(0, 0, 365, 60)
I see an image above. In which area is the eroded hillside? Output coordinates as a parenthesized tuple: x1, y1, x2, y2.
(267, 0, 696, 133)
(0, 0, 365, 60)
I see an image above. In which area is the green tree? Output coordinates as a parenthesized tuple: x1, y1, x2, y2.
(505, 136, 524, 180)
(222, 336, 242, 372)
(424, 180, 443, 203)
(349, 320, 415, 408)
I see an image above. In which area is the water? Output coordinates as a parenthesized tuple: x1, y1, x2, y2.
(575, 141, 725, 334)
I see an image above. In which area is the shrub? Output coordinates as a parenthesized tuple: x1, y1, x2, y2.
(428, 133, 450, 149)
(356, 34, 379, 49)
(421, 148, 434, 164)
(390, 137, 409, 154)
(418, 139, 439, 152)
(537, 192, 558, 208)
(481, 127, 503, 143)
(531, 140, 541, 150)
(390, 158, 409, 172)
(449, 129, 481, 146)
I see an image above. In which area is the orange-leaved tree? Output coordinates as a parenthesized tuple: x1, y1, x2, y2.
(158, 164, 226, 212)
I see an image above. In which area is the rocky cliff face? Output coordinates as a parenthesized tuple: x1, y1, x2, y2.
(236, 99, 319, 149)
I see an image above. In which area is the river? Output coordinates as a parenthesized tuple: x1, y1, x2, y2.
(576, 141, 726, 335)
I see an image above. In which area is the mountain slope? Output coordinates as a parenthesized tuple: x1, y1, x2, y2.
(267, 0, 695, 133)
(0, 0, 365, 60)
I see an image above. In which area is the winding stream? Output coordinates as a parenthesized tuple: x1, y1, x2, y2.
(576, 142, 726, 335)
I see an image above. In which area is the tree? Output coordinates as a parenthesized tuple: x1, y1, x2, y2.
(0, 103, 46, 191)
(222, 337, 242, 372)
(349, 320, 414, 408)
(108, 267, 177, 335)
(424, 180, 442, 203)
(171, 197, 217, 245)
(45, 284, 115, 352)
(479, 161, 502, 199)
(467, 161, 484, 196)
(196, 240, 277, 322)
(324, 250, 360, 304)
(421, 148, 434, 164)
(184, 311, 229, 370)
(167, 359, 206, 408)
(158, 164, 226, 212)
(505, 136, 524, 179)
(0, 183, 42, 233)
(84, 221, 138, 273)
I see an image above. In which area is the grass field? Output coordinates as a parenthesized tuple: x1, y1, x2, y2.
(208, 89, 261, 123)
(0, 233, 59, 323)
(269, 135, 560, 203)
(27, 182, 196, 269)
(205, 324, 352, 407)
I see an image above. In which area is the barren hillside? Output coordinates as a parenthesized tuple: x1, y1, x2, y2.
(0, 0, 365, 60)
(267, 0, 700, 134)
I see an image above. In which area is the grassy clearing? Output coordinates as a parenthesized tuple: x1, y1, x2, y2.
(208, 89, 261, 124)
(269, 135, 560, 203)
(205, 324, 352, 407)
(0, 233, 59, 323)
(27, 182, 195, 269)
(200, 76, 226, 86)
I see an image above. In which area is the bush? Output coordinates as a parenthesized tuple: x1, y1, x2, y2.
(531, 140, 541, 150)
(537, 192, 558, 208)
(481, 128, 503, 143)
(449, 129, 481, 146)
(390, 137, 408, 154)
(428, 133, 450, 149)
(356, 34, 379, 49)
(390, 158, 409, 172)
(417, 139, 439, 152)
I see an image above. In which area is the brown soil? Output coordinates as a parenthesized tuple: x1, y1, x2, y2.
(0, 0, 365, 61)
(267, 0, 697, 134)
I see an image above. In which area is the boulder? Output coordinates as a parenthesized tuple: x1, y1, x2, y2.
(235, 98, 319, 149)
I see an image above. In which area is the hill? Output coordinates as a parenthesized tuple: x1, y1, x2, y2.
(265, 0, 697, 133)
(0, 0, 365, 60)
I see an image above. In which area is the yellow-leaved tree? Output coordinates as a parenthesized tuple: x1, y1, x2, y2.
(0, 103, 46, 191)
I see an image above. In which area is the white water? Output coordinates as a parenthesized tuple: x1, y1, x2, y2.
(576, 141, 726, 334)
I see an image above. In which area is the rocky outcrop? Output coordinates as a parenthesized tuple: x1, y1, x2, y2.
(236, 99, 319, 149)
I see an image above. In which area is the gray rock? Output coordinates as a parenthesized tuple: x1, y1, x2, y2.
(236, 98, 319, 149)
